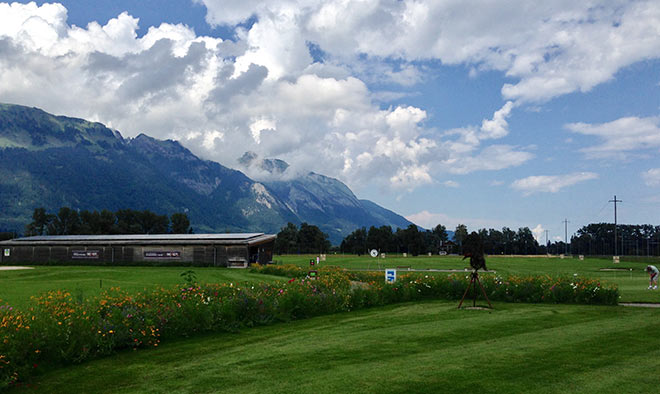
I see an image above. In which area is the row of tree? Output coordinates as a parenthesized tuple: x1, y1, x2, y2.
(274, 222, 331, 254)
(337, 222, 660, 257)
(339, 224, 540, 256)
(570, 223, 660, 256)
(25, 207, 192, 236)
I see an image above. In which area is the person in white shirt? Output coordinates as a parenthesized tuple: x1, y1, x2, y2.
(645, 265, 659, 290)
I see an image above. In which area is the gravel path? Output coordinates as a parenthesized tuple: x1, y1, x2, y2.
(0, 266, 34, 270)
(620, 303, 660, 308)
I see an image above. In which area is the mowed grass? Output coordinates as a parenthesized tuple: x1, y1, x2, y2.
(8, 300, 660, 394)
(279, 254, 660, 303)
(0, 267, 284, 309)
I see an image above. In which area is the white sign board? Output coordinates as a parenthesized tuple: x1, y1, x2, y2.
(3, 249, 9, 257)
(613, 256, 620, 264)
(579, 255, 584, 261)
(385, 269, 396, 283)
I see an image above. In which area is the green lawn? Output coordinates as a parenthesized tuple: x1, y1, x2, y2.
(0, 266, 283, 309)
(278, 254, 660, 303)
(8, 300, 659, 393)
(3, 255, 660, 308)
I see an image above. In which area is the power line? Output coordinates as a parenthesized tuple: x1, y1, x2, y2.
(609, 195, 622, 256)
(563, 219, 570, 255)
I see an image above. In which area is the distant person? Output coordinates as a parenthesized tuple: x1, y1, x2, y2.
(646, 265, 659, 290)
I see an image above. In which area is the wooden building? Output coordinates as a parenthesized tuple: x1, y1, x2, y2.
(0, 233, 275, 267)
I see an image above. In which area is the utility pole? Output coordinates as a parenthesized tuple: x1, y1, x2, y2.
(563, 219, 570, 255)
(609, 195, 622, 256)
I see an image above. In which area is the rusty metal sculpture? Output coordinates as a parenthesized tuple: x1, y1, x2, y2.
(458, 232, 493, 309)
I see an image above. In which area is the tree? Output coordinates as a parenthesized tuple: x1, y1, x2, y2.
(170, 213, 191, 234)
(515, 227, 538, 255)
(298, 223, 331, 253)
(47, 207, 81, 235)
(341, 227, 367, 255)
(454, 224, 468, 252)
(25, 207, 54, 236)
(433, 224, 449, 245)
(400, 224, 424, 256)
(366, 225, 393, 252)
(274, 222, 299, 254)
(137, 210, 168, 234)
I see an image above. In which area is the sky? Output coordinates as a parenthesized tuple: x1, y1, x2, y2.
(0, 0, 659, 243)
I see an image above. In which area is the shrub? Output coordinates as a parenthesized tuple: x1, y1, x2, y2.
(0, 267, 618, 388)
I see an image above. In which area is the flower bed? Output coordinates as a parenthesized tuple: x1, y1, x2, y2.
(251, 264, 619, 307)
(0, 266, 618, 387)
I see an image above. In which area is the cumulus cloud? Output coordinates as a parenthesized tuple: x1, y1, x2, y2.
(531, 224, 546, 243)
(565, 116, 660, 159)
(480, 101, 515, 139)
(643, 168, 660, 187)
(1, 0, 654, 195)
(0, 2, 451, 192)
(198, 0, 660, 103)
(405, 210, 517, 231)
(511, 172, 599, 196)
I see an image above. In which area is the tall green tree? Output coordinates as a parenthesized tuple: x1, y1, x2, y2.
(366, 225, 393, 252)
(341, 227, 367, 255)
(170, 213, 191, 234)
(25, 207, 54, 236)
(454, 224, 468, 251)
(400, 224, 424, 256)
(47, 207, 81, 235)
(274, 222, 299, 254)
(298, 223, 331, 253)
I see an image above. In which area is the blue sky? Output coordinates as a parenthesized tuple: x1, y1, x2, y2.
(1, 0, 659, 242)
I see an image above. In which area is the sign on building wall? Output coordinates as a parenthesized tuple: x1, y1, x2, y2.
(72, 250, 99, 259)
(144, 251, 181, 259)
(3, 249, 9, 257)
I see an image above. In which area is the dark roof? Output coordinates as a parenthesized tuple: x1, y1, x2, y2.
(0, 233, 276, 246)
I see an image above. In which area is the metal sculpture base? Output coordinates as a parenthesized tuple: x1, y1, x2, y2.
(458, 271, 493, 309)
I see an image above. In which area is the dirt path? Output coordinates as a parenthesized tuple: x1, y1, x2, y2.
(620, 303, 660, 308)
(0, 266, 34, 270)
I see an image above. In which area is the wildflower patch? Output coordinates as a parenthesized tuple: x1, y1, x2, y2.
(0, 266, 618, 388)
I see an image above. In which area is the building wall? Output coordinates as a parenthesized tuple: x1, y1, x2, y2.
(0, 243, 260, 267)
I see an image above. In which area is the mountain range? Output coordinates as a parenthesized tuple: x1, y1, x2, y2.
(0, 103, 413, 243)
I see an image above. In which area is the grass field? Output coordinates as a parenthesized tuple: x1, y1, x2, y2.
(8, 300, 659, 393)
(277, 254, 660, 303)
(3, 255, 660, 392)
(0, 267, 283, 310)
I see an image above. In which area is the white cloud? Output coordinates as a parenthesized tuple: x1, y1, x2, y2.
(531, 224, 546, 243)
(443, 180, 459, 188)
(405, 210, 519, 231)
(565, 116, 660, 159)
(1, 0, 653, 197)
(198, 0, 660, 103)
(480, 101, 514, 139)
(643, 168, 660, 187)
(443, 145, 533, 175)
(511, 172, 599, 196)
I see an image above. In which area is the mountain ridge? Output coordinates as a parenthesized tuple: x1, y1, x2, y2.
(0, 103, 414, 243)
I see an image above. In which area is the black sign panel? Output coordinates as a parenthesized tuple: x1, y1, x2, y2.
(72, 250, 99, 259)
(144, 251, 181, 259)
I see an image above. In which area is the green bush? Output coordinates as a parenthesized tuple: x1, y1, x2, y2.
(0, 267, 618, 388)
